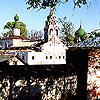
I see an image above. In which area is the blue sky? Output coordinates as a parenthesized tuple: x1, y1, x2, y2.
(0, 0, 100, 35)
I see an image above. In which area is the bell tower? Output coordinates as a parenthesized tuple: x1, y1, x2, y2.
(44, 7, 59, 42)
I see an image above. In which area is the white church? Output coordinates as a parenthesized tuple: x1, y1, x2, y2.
(1, 7, 68, 65)
(0, 7, 100, 99)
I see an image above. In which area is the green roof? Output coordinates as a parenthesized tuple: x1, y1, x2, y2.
(75, 25, 86, 37)
(14, 14, 19, 22)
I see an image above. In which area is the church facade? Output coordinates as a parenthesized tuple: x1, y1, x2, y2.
(1, 8, 68, 65)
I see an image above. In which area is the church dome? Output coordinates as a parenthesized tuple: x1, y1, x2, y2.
(75, 25, 86, 37)
(14, 14, 19, 22)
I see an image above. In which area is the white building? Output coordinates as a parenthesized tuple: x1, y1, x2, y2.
(1, 28, 37, 49)
(1, 8, 68, 65)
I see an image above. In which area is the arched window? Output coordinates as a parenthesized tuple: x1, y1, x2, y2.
(32, 56, 34, 60)
(56, 29, 58, 36)
(59, 56, 61, 59)
(50, 56, 52, 59)
(49, 29, 53, 35)
(46, 56, 48, 59)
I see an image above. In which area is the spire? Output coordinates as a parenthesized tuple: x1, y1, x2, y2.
(80, 20, 82, 28)
(50, 6, 55, 15)
(44, 6, 59, 42)
(14, 14, 19, 22)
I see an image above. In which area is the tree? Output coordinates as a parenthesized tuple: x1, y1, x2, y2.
(2, 14, 28, 38)
(28, 30, 43, 41)
(58, 17, 76, 46)
(88, 30, 100, 38)
(26, 0, 87, 9)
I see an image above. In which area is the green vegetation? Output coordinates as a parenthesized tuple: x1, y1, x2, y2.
(58, 17, 76, 46)
(26, 0, 87, 9)
(2, 14, 28, 38)
(28, 30, 43, 41)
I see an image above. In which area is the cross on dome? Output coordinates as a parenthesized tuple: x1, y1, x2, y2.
(50, 6, 55, 15)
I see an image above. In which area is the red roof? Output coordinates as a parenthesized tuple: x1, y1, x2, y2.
(2, 35, 27, 40)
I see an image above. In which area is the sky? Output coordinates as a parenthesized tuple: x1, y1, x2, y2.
(0, 0, 100, 36)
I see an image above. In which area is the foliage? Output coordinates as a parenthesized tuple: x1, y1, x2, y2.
(28, 30, 43, 41)
(2, 30, 12, 38)
(26, 0, 87, 9)
(58, 17, 76, 46)
(89, 31, 100, 38)
(2, 14, 28, 38)
(74, 0, 87, 8)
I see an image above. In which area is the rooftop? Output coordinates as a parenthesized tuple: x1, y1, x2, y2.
(76, 37, 100, 47)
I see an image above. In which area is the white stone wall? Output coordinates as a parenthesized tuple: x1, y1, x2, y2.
(26, 39, 67, 65)
(13, 39, 22, 45)
(2, 35, 67, 65)
(87, 50, 100, 99)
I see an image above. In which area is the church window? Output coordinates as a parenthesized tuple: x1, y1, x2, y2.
(51, 22, 53, 24)
(49, 29, 53, 35)
(50, 56, 52, 59)
(63, 56, 65, 59)
(46, 56, 48, 59)
(59, 56, 61, 59)
(56, 29, 58, 36)
(32, 56, 34, 60)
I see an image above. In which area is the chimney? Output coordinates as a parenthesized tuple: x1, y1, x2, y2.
(13, 28, 20, 36)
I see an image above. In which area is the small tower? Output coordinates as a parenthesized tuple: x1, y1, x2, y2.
(13, 14, 20, 36)
(44, 7, 59, 42)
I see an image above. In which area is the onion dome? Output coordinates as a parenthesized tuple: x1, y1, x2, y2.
(14, 14, 19, 22)
(75, 25, 86, 37)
